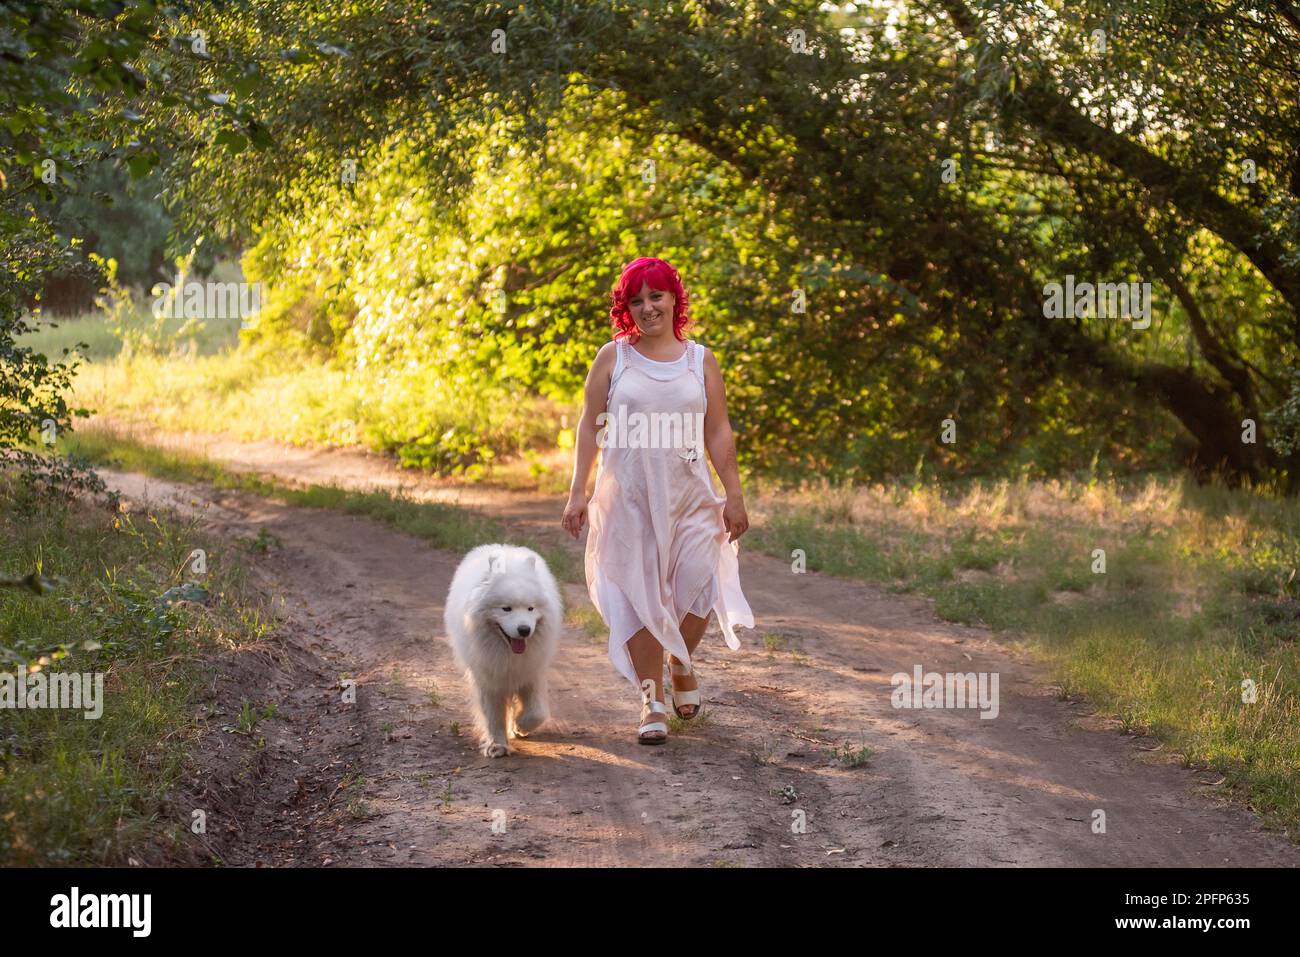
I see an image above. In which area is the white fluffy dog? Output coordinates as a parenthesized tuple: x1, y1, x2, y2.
(443, 543, 562, 757)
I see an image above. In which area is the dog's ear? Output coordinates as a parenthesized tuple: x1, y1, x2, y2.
(486, 553, 503, 577)
(527, 554, 537, 571)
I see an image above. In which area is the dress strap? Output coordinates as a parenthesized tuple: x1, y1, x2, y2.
(607, 338, 627, 403)
(688, 340, 705, 386)
(688, 340, 708, 416)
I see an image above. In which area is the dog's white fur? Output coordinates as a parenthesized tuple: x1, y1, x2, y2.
(443, 543, 562, 757)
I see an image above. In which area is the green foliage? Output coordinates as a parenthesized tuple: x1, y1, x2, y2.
(32, 163, 223, 314)
(93, 243, 212, 359)
(1266, 369, 1300, 458)
(7, 0, 1300, 486)
(167, 0, 1299, 485)
(1, 0, 265, 490)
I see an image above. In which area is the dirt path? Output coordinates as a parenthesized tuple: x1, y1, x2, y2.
(90, 421, 1299, 866)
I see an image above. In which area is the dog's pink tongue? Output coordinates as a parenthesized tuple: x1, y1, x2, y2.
(510, 638, 526, 655)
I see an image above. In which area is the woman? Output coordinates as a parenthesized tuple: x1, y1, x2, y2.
(561, 256, 754, 744)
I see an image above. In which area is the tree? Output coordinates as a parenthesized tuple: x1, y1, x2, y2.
(1, 0, 261, 489)
(124, 1, 1300, 485)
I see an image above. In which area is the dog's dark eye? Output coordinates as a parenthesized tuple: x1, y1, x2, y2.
(502, 606, 512, 611)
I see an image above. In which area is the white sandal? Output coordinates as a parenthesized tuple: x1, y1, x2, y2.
(669, 658, 701, 720)
(639, 698, 669, 745)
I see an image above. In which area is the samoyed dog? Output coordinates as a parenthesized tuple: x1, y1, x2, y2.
(443, 544, 562, 757)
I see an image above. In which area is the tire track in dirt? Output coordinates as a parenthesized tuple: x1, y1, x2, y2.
(87, 423, 1300, 866)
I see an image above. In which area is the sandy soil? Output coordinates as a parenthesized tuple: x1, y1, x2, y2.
(87, 420, 1299, 866)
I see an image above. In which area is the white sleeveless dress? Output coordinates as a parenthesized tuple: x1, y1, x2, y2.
(584, 337, 755, 690)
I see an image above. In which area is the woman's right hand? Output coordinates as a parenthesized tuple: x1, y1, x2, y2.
(562, 494, 589, 540)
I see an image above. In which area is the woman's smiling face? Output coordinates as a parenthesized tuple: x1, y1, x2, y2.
(628, 281, 675, 338)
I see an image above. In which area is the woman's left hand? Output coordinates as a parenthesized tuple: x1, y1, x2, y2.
(723, 494, 749, 543)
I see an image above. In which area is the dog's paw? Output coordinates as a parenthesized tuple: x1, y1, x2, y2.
(482, 741, 509, 758)
(514, 707, 548, 736)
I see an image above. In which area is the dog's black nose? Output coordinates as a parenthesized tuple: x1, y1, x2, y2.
(517, 624, 531, 637)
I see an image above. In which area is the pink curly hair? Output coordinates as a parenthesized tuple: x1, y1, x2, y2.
(608, 256, 691, 342)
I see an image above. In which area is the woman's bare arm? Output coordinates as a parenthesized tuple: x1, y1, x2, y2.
(701, 347, 750, 541)
(702, 347, 742, 497)
(562, 342, 615, 537)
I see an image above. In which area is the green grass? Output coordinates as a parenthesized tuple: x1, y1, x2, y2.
(23, 297, 569, 483)
(19, 302, 244, 363)
(0, 469, 269, 865)
(834, 738, 874, 768)
(236, 701, 278, 735)
(565, 603, 608, 642)
(18, 260, 250, 363)
(747, 473, 1300, 837)
(667, 706, 714, 734)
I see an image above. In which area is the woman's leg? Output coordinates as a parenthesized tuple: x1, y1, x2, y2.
(668, 612, 709, 717)
(627, 626, 666, 740)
